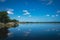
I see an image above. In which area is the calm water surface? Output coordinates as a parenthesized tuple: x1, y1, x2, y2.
(2, 23, 60, 40)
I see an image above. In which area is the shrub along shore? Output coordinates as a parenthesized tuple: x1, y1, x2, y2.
(0, 22, 19, 29)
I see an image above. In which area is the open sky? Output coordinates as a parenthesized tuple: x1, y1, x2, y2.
(0, 0, 60, 22)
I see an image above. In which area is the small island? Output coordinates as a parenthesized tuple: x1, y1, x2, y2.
(0, 11, 19, 28)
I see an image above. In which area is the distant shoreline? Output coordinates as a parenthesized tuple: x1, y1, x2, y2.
(20, 22, 60, 24)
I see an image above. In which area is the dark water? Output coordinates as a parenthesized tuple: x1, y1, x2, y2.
(0, 23, 60, 40)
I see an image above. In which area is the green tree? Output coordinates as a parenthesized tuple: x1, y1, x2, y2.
(0, 11, 10, 23)
(10, 19, 19, 22)
(0, 11, 19, 23)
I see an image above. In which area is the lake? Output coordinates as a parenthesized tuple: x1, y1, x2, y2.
(1, 23, 60, 40)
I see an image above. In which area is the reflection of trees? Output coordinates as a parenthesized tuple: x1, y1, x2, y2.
(0, 25, 18, 40)
(0, 27, 9, 40)
(0, 11, 19, 40)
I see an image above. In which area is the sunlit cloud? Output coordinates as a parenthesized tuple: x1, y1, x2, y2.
(7, 11, 14, 14)
(46, 14, 50, 17)
(29, 15, 32, 17)
(7, 9, 14, 14)
(46, 14, 58, 17)
(23, 10, 30, 15)
(56, 14, 59, 17)
(18, 16, 21, 18)
(22, 10, 32, 17)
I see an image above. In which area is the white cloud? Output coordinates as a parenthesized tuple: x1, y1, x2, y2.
(46, 14, 50, 16)
(56, 14, 59, 16)
(22, 10, 32, 18)
(7, 9, 14, 14)
(23, 10, 30, 15)
(47, 0, 53, 5)
(0, 0, 5, 2)
(46, 14, 59, 17)
(18, 16, 21, 18)
(51, 14, 59, 17)
(7, 11, 14, 14)
(29, 15, 32, 17)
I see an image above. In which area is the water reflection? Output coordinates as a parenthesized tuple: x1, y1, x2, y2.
(0, 27, 9, 40)
(0, 24, 19, 40)
(0, 24, 60, 40)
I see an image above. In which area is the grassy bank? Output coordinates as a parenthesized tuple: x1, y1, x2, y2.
(0, 22, 19, 28)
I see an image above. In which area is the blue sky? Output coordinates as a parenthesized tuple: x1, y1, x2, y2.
(0, 0, 60, 22)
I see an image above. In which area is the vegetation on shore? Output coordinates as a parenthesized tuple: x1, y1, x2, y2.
(20, 22, 60, 24)
(0, 11, 19, 28)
